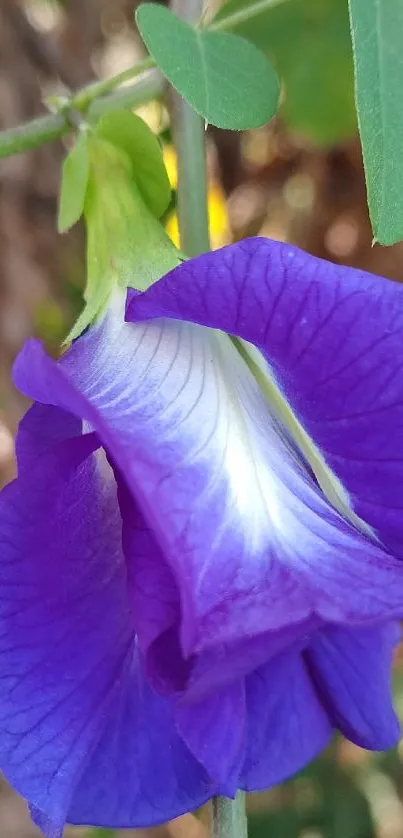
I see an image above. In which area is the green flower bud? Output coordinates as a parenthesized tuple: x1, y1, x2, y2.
(58, 112, 181, 341)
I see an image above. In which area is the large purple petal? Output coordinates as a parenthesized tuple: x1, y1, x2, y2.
(13, 292, 403, 665)
(240, 651, 332, 790)
(306, 622, 400, 750)
(66, 651, 215, 829)
(1, 407, 215, 833)
(126, 238, 403, 553)
(0, 419, 134, 833)
(13, 301, 311, 653)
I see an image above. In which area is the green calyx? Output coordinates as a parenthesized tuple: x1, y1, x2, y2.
(57, 111, 182, 342)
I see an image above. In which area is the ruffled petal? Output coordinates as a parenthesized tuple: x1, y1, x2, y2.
(13, 299, 309, 653)
(116, 468, 318, 697)
(115, 469, 186, 693)
(0, 413, 133, 834)
(13, 292, 403, 669)
(126, 237, 403, 553)
(240, 651, 332, 790)
(181, 619, 318, 701)
(175, 682, 246, 794)
(306, 622, 401, 749)
(67, 650, 215, 829)
(15, 403, 82, 472)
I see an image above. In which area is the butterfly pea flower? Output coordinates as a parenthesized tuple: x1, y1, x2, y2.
(1, 236, 403, 837)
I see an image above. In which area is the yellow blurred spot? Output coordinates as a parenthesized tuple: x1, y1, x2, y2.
(163, 145, 178, 190)
(208, 184, 229, 249)
(165, 213, 180, 249)
(163, 145, 230, 250)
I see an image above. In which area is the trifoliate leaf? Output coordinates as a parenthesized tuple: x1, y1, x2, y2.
(136, 3, 279, 130)
(95, 111, 171, 219)
(58, 131, 89, 233)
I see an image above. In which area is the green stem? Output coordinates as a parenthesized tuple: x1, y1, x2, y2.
(88, 70, 163, 118)
(210, 0, 291, 31)
(0, 67, 163, 160)
(73, 55, 156, 111)
(169, 0, 209, 256)
(0, 112, 69, 158)
(213, 793, 248, 838)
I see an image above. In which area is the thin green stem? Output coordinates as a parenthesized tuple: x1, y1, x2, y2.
(213, 793, 248, 838)
(88, 70, 163, 118)
(73, 55, 156, 111)
(0, 69, 164, 159)
(0, 112, 69, 158)
(210, 0, 291, 31)
(169, 0, 210, 256)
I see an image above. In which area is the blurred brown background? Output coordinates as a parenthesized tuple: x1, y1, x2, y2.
(1, 0, 403, 837)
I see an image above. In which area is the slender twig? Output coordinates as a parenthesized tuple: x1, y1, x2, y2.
(72, 55, 156, 111)
(0, 67, 163, 160)
(169, 0, 210, 256)
(0, 112, 69, 158)
(88, 70, 163, 118)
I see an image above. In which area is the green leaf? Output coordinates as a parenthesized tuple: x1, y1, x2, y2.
(349, 0, 403, 245)
(136, 3, 279, 130)
(214, 0, 355, 146)
(57, 131, 89, 233)
(94, 111, 171, 219)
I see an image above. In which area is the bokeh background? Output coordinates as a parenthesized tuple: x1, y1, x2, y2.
(1, 0, 403, 836)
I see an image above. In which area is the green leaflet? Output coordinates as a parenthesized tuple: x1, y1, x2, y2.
(349, 0, 403, 244)
(58, 130, 89, 233)
(95, 111, 171, 219)
(136, 3, 279, 130)
(214, 0, 356, 146)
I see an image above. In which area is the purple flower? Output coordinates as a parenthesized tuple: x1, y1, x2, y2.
(1, 237, 403, 835)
